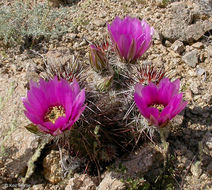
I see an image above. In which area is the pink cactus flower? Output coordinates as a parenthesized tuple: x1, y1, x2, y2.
(22, 77, 86, 135)
(134, 78, 187, 128)
(108, 16, 154, 63)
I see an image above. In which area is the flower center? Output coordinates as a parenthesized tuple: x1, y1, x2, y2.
(44, 106, 65, 124)
(151, 104, 165, 112)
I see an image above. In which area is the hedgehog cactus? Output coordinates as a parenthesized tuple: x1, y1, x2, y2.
(57, 16, 155, 166)
(23, 16, 168, 174)
(79, 16, 156, 163)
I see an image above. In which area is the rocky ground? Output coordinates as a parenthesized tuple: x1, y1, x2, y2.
(0, 0, 212, 189)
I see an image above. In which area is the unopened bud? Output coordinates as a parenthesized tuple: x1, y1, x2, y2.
(89, 44, 108, 72)
(96, 75, 113, 91)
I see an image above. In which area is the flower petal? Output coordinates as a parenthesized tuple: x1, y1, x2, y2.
(140, 83, 158, 105)
(70, 89, 86, 121)
(134, 93, 149, 118)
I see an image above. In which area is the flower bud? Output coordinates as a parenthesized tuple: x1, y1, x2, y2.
(89, 44, 108, 72)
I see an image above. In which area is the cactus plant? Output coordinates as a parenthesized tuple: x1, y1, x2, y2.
(23, 16, 160, 176)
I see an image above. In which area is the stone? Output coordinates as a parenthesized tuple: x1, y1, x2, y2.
(145, 7, 151, 11)
(79, 39, 87, 46)
(191, 161, 202, 177)
(195, 0, 212, 15)
(196, 68, 205, 76)
(25, 62, 40, 87)
(65, 174, 97, 190)
(182, 50, 198, 67)
(48, 0, 62, 8)
(190, 82, 200, 95)
(185, 89, 193, 101)
(159, 2, 212, 43)
(119, 145, 163, 178)
(73, 42, 80, 49)
(0, 129, 38, 181)
(165, 40, 172, 47)
(30, 184, 45, 190)
(93, 19, 106, 27)
(192, 42, 204, 49)
(205, 136, 212, 150)
(45, 48, 74, 69)
(185, 20, 212, 43)
(207, 162, 212, 175)
(97, 172, 125, 190)
(99, 11, 107, 18)
(0, 74, 39, 181)
(193, 94, 202, 101)
(65, 33, 77, 40)
(125, 1, 133, 6)
(185, 45, 194, 52)
(202, 94, 212, 105)
(171, 40, 185, 54)
(188, 70, 197, 77)
(155, 12, 161, 19)
(155, 0, 167, 7)
(207, 45, 212, 57)
(153, 30, 162, 41)
(199, 52, 207, 62)
(142, 60, 152, 65)
(43, 150, 63, 184)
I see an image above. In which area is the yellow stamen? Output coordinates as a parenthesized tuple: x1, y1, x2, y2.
(44, 106, 65, 124)
(151, 104, 164, 112)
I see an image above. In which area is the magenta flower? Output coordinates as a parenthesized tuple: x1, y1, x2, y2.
(134, 78, 187, 128)
(22, 77, 86, 136)
(108, 16, 154, 63)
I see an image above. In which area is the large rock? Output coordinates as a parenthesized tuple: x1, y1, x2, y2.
(46, 48, 73, 67)
(0, 74, 39, 185)
(0, 129, 38, 184)
(207, 45, 212, 57)
(185, 20, 212, 43)
(43, 150, 63, 184)
(207, 162, 212, 175)
(65, 174, 97, 190)
(119, 144, 163, 178)
(182, 50, 199, 67)
(97, 172, 125, 190)
(171, 40, 185, 54)
(192, 42, 204, 49)
(158, 2, 212, 43)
